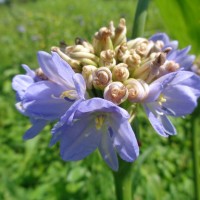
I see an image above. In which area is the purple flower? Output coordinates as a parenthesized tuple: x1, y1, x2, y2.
(143, 71, 200, 137)
(50, 98, 139, 171)
(12, 51, 86, 139)
(149, 33, 178, 50)
(149, 33, 195, 71)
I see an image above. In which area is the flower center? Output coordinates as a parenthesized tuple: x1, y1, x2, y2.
(95, 115, 105, 130)
(158, 94, 166, 105)
(60, 90, 78, 102)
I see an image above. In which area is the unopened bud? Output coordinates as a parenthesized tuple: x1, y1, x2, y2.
(75, 37, 94, 53)
(127, 38, 151, 57)
(113, 18, 127, 47)
(159, 60, 179, 76)
(104, 82, 128, 105)
(100, 49, 116, 68)
(35, 68, 48, 80)
(93, 67, 112, 89)
(123, 49, 141, 70)
(115, 42, 128, 61)
(82, 65, 97, 89)
(112, 63, 129, 81)
(93, 27, 113, 56)
(124, 78, 149, 102)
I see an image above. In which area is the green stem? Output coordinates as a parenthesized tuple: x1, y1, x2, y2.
(191, 106, 200, 200)
(113, 158, 134, 200)
(132, 0, 150, 38)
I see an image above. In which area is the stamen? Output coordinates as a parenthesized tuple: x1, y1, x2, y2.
(60, 90, 78, 102)
(95, 115, 105, 130)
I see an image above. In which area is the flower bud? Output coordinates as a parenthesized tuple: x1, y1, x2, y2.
(82, 65, 97, 89)
(112, 63, 129, 81)
(123, 49, 141, 70)
(159, 60, 179, 76)
(93, 67, 112, 89)
(51, 46, 81, 72)
(35, 68, 48, 80)
(104, 82, 128, 105)
(124, 78, 149, 102)
(113, 18, 127, 47)
(115, 42, 128, 62)
(64, 44, 99, 67)
(93, 27, 113, 56)
(100, 49, 116, 68)
(127, 38, 151, 57)
(75, 37, 94, 53)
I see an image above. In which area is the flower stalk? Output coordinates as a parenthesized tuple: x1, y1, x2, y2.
(113, 158, 135, 200)
(132, 0, 150, 38)
(190, 105, 200, 200)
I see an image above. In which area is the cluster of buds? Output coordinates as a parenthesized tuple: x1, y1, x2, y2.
(51, 18, 181, 105)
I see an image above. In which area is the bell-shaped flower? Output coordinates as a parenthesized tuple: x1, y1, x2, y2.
(143, 71, 200, 137)
(50, 98, 139, 171)
(12, 64, 50, 139)
(12, 51, 86, 139)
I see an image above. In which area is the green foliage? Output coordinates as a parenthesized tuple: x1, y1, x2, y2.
(0, 0, 198, 199)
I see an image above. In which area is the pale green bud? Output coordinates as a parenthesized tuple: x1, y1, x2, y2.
(112, 18, 127, 47)
(82, 65, 97, 89)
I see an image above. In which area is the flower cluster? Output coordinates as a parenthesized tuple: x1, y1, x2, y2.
(12, 19, 200, 171)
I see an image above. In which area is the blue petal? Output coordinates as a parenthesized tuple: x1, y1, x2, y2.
(74, 98, 130, 121)
(98, 130, 118, 171)
(21, 64, 36, 78)
(143, 105, 168, 137)
(159, 115, 176, 135)
(37, 51, 75, 88)
(12, 75, 34, 100)
(149, 33, 170, 44)
(23, 81, 71, 120)
(144, 72, 177, 102)
(58, 117, 101, 161)
(111, 118, 139, 162)
(23, 119, 47, 140)
(72, 73, 86, 99)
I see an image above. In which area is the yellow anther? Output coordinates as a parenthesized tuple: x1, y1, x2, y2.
(95, 115, 105, 130)
(60, 90, 77, 101)
(158, 95, 166, 105)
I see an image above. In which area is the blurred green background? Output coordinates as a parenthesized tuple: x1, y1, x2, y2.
(0, 0, 199, 199)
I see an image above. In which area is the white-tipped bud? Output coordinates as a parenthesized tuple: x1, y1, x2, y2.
(82, 65, 97, 89)
(112, 63, 129, 81)
(93, 27, 113, 56)
(35, 68, 48, 80)
(93, 67, 112, 89)
(124, 78, 149, 102)
(104, 82, 128, 105)
(115, 42, 128, 61)
(159, 60, 180, 76)
(51, 46, 81, 72)
(113, 18, 127, 47)
(64, 44, 99, 66)
(75, 37, 94, 53)
(108, 20, 115, 39)
(123, 49, 141, 70)
(127, 38, 151, 57)
(100, 49, 116, 68)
